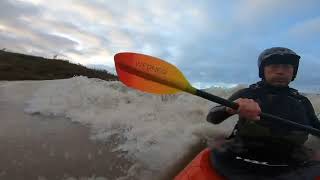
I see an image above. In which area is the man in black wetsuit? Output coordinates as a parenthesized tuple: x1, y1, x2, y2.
(207, 47, 320, 179)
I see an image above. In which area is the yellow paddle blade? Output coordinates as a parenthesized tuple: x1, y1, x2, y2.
(114, 52, 197, 95)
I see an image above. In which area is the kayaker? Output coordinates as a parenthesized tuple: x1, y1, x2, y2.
(207, 47, 320, 179)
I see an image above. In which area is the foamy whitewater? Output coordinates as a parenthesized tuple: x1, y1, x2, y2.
(24, 77, 320, 179)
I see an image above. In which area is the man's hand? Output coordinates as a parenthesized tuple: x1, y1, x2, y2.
(226, 98, 261, 121)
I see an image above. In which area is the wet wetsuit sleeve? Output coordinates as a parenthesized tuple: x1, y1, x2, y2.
(206, 89, 246, 124)
(304, 98, 320, 131)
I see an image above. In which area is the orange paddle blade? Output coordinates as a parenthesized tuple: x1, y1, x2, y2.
(114, 52, 196, 94)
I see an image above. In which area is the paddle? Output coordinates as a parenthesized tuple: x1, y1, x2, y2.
(114, 52, 320, 137)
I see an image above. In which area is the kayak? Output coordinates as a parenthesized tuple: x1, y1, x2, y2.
(174, 148, 225, 180)
(174, 148, 320, 180)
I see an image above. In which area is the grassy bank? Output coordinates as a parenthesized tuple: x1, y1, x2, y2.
(0, 50, 117, 81)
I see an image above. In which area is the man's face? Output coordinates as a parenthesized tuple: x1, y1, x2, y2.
(264, 64, 294, 87)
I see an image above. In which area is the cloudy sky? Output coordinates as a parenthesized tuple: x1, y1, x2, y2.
(1, 0, 319, 90)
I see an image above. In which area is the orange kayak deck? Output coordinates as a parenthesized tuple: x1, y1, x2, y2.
(175, 148, 320, 180)
(174, 148, 225, 180)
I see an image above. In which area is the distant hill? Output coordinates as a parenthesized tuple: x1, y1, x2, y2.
(0, 50, 118, 81)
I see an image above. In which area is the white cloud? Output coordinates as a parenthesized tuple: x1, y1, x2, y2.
(17, 0, 42, 5)
(65, 49, 113, 66)
(108, 30, 135, 49)
(233, 0, 319, 27)
(1, 0, 223, 65)
(289, 16, 320, 40)
(1, 0, 320, 88)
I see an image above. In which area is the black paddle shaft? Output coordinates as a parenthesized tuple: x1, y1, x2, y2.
(195, 89, 320, 137)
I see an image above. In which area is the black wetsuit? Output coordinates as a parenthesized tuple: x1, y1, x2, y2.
(207, 81, 320, 179)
